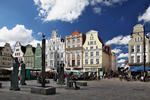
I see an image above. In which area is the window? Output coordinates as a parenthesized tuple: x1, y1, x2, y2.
(141, 37, 142, 41)
(90, 59, 93, 64)
(90, 41, 93, 45)
(131, 56, 134, 63)
(72, 52, 75, 57)
(137, 56, 140, 63)
(86, 47, 88, 50)
(85, 52, 88, 57)
(72, 39, 75, 42)
(135, 38, 137, 42)
(96, 59, 99, 64)
(94, 41, 96, 44)
(57, 54, 59, 58)
(85, 59, 88, 64)
(57, 61, 59, 66)
(137, 45, 140, 53)
(68, 60, 70, 66)
(90, 46, 93, 50)
(88, 42, 90, 45)
(90, 52, 93, 56)
(68, 53, 70, 57)
(90, 34, 94, 40)
(72, 45, 75, 48)
(77, 60, 80, 65)
(96, 51, 99, 56)
(16, 49, 19, 51)
(96, 46, 98, 49)
(68, 46, 70, 48)
(131, 45, 134, 53)
(77, 52, 80, 56)
(61, 53, 63, 57)
(68, 39, 70, 43)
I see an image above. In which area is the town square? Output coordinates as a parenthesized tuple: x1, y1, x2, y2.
(1, 0, 150, 100)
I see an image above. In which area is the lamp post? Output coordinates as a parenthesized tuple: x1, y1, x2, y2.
(143, 26, 146, 82)
(41, 33, 46, 87)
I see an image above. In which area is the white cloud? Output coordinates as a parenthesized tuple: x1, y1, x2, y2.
(0, 24, 34, 47)
(105, 35, 131, 45)
(0, 24, 42, 48)
(93, 7, 101, 14)
(29, 39, 41, 47)
(37, 32, 42, 36)
(138, 6, 150, 23)
(111, 48, 122, 54)
(117, 53, 128, 59)
(90, 0, 127, 6)
(118, 59, 125, 63)
(34, 0, 89, 22)
(34, 0, 127, 22)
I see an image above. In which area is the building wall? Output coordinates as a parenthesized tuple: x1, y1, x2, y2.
(111, 52, 117, 72)
(128, 24, 150, 66)
(24, 45, 35, 68)
(34, 43, 42, 69)
(65, 30, 85, 70)
(12, 41, 25, 62)
(83, 30, 103, 72)
(46, 30, 65, 70)
(0, 43, 13, 68)
(102, 51, 110, 72)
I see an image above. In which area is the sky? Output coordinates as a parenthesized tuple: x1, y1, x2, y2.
(0, 0, 150, 67)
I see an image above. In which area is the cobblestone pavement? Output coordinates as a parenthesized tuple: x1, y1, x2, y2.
(0, 78, 150, 100)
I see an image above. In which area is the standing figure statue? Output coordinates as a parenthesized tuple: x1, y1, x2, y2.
(10, 58, 20, 91)
(20, 61, 26, 85)
(57, 63, 65, 85)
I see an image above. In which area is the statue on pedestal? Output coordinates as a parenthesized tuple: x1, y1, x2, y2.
(20, 61, 26, 85)
(57, 63, 65, 85)
(10, 58, 20, 91)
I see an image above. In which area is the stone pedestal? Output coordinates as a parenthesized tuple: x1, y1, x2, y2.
(31, 86, 56, 95)
(0, 83, 2, 88)
(76, 81, 87, 86)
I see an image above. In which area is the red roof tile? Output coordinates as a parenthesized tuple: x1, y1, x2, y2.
(71, 30, 80, 35)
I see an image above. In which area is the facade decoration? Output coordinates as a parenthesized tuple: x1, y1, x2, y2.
(46, 30, 65, 70)
(65, 30, 86, 71)
(12, 41, 26, 63)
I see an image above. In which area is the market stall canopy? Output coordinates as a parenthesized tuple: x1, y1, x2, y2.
(129, 66, 150, 72)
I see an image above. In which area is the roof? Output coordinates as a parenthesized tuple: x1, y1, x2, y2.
(71, 30, 80, 35)
(0, 47, 4, 51)
(98, 37, 104, 45)
(61, 38, 65, 42)
(32, 47, 36, 53)
(103, 45, 111, 55)
(21, 46, 26, 53)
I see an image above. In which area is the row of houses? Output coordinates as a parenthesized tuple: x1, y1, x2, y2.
(0, 30, 117, 74)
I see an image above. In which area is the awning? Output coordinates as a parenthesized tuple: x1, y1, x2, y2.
(129, 66, 150, 72)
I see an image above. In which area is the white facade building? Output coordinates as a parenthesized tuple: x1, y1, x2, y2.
(46, 30, 65, 70)
(12, 41, 26, 63)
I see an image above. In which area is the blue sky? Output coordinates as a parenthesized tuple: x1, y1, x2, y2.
(0, 0, 150, 66)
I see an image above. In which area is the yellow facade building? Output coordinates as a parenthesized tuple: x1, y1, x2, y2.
(83, 30, 111, 73)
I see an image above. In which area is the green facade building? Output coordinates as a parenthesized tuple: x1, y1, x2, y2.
(24, 44, 35, 68)
(34, 43, 42, 69)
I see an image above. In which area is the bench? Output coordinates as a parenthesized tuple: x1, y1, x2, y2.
(76, 81, 87, 86)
